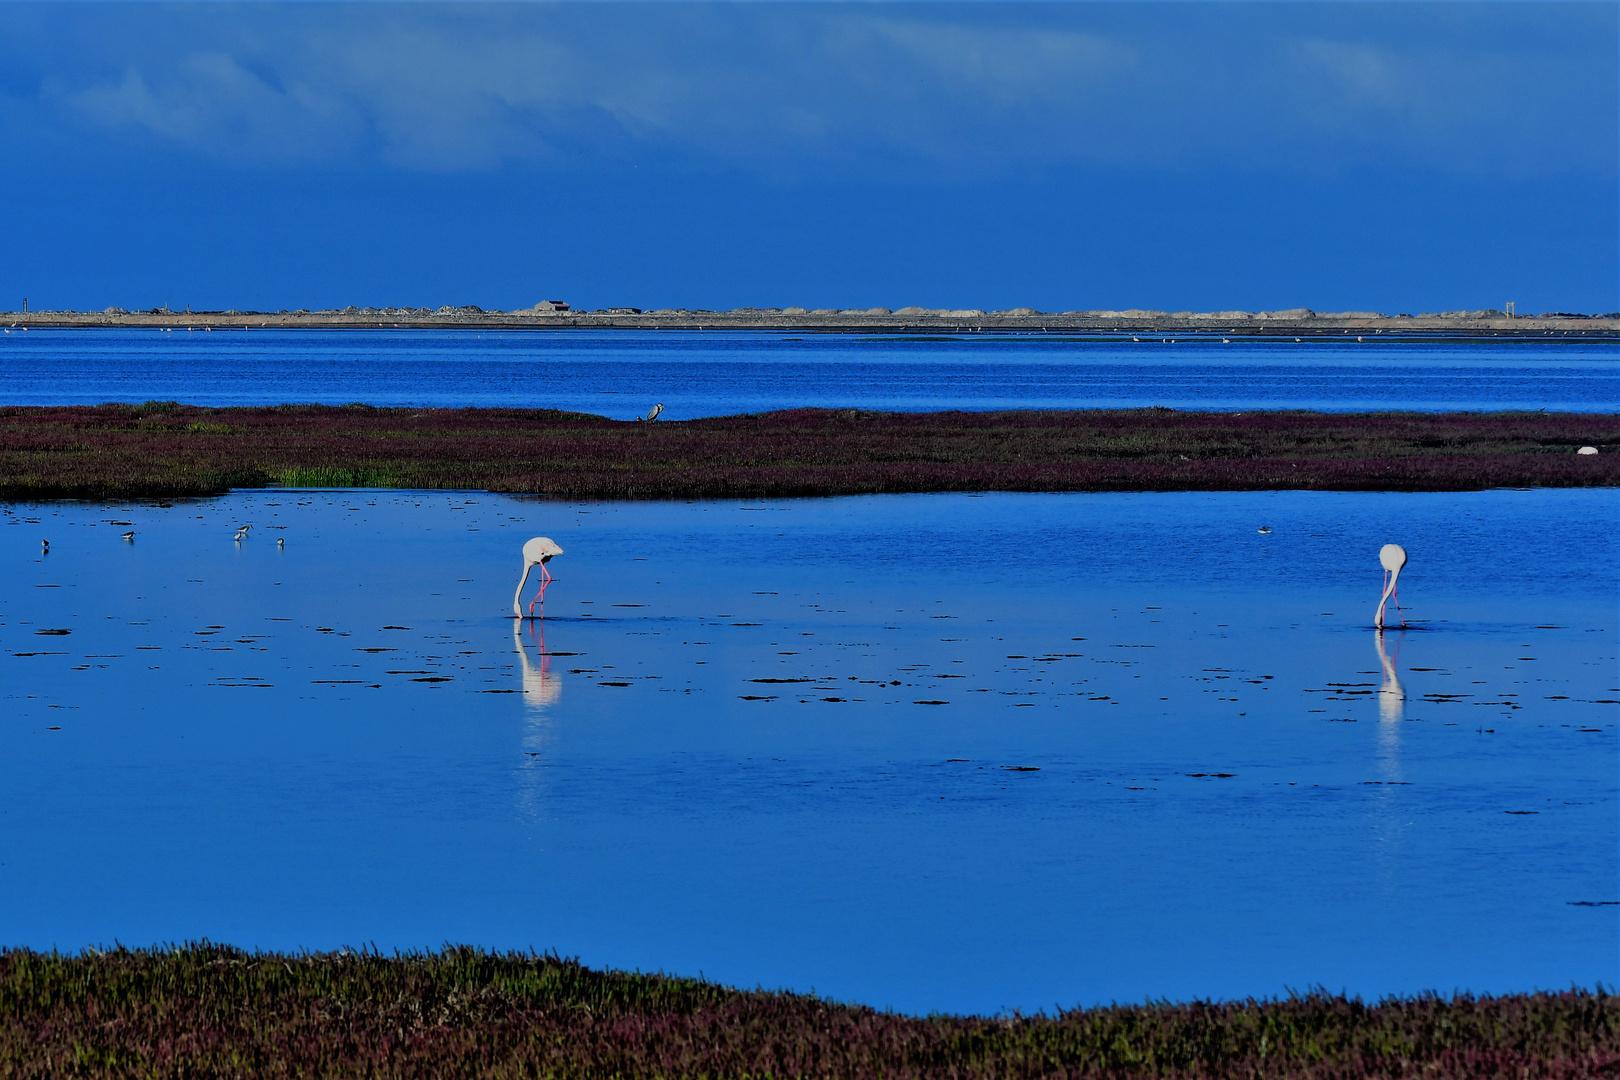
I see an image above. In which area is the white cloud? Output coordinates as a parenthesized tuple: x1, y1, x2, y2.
(20, 4, 1617, 178)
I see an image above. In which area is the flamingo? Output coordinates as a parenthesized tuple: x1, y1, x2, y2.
(1375, 543, 1407, 629)
(513, 536, 565, 617)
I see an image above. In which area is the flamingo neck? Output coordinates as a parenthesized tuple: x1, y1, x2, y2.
(513, 562, 535, 617)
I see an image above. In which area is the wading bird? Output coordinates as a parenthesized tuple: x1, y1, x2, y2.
(641, 403, 665, 422)
(1375, 543, 1407, 629)
(122, 531, 134, 542)
(513, 536, 565, 617)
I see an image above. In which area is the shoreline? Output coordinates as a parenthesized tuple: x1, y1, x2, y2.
(1, 944, 1614, 1077)
(4, 307, 1619, 337)
(2, 405, 1615, 501)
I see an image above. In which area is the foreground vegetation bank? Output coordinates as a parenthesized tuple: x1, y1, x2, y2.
(1, 945, 1614, 1078)
(1, 405, 1616, 500)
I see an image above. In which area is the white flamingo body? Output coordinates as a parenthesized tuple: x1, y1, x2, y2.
(514, 536, 565, 616)
(1375, 543, 1407, 629)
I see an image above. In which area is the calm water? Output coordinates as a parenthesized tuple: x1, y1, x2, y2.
(2, 329, 1617, 416)
(1, 490, 1614, 1013)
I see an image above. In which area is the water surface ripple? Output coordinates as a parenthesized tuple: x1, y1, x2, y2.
(1, 329, 1616, 416)
(1, 490, 1614, 1013)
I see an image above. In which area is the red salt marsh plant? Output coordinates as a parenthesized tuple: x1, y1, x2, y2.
(0, 403, 1616, 500)
(0, 945, 1615, 1079)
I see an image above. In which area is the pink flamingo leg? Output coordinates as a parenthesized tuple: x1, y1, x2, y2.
(527, 563, 553, 616)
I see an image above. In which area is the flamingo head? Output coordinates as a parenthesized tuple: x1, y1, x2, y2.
(522, 536, 564, 565)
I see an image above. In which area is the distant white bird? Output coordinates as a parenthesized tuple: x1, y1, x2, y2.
(1257, 526, 1272, 534)
(1375, 543, 1407, 629)
(641, 403, 665, 422)
(234, 530, 246, 543)
(277, 537, 285, 547)
(513, 536, 565, 617)
(1578, 446, 1598, 455)
(122, 531, 135, 542)
(237, 523, 251, 533)
(40, 539, 48, 553)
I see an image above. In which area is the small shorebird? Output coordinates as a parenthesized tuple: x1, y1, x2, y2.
(41, 539, 48, 554)
(513, 537, 565, 617)
(122, 531, 135, 542)
(1257, 526, 1271, 534)
(234, 529, 247, 543)
(277, 537, 285, 548)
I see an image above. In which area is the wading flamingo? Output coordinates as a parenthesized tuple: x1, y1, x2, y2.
(1375, 543, 1407, 629)
(513, 536, 564, 617)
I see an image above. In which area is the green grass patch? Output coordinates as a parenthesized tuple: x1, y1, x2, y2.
(272, 464, 399, 488)
(1, 404, 1616, 500)
(0, 944, 1613, 1078)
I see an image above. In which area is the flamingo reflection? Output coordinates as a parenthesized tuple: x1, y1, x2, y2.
(513, 619, 562, 713)
(1375, 629, 1404, 724)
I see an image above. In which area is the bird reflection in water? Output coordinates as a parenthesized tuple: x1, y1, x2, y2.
(514, 617, 561, 822)
(513, 618, 562, 713)
(1375, 629, 1404, 725)
(1373, 629, 1405, 789)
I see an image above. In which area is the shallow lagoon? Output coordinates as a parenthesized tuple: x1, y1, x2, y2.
(2, 328, 1617, 415)
(1, 489, 1615, 1015)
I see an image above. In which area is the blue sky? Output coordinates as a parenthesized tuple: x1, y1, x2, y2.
(2, 2, 1615, 313)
